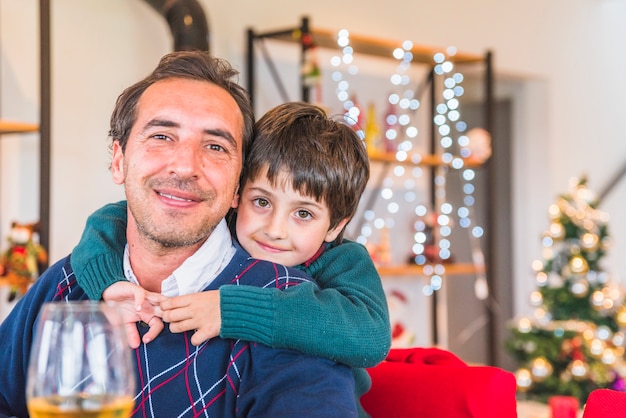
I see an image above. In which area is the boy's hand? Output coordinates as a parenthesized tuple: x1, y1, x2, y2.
(102, 281, 167, 348)
(161, 290, 221, 346)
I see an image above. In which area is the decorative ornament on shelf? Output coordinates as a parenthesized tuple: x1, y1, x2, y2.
(0, 221, 48, 302)
(366, 226, 393, 266)
(386, 289, 416, 348)
(364, 102, 382, 153)
(465, 127, 492, 164)
(301, 32, 323, 104)
(407, 210, 455, 265)
(506, 175, 624, 405)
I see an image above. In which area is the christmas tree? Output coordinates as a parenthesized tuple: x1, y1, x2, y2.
(506, 176, 626, 404)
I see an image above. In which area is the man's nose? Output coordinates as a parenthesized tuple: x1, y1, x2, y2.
(169, 141, 201, 178)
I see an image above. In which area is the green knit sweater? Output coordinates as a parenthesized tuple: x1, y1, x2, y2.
(71, 201, 391, 416)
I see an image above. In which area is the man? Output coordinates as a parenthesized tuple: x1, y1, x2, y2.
(0, 51, 356, 417)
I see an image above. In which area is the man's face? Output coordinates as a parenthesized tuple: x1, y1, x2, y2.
(110, 77, 244, 250)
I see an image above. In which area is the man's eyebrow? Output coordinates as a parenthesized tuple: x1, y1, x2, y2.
(143, 118, 179, 130)
(142, 119, 238, 149)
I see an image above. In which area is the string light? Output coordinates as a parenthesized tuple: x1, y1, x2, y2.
(333, 32, 484, 297)
(331, 30, 363, 139)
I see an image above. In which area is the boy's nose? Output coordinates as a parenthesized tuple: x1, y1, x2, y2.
(264, 214, 288, 240)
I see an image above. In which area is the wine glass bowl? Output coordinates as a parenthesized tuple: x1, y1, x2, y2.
(26, 301, 135, 418)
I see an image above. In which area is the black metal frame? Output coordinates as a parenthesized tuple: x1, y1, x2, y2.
(39, 0, 51, 261)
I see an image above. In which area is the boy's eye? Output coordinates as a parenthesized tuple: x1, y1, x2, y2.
(296, 210, 312, 220)
(253, 198, 270, 208)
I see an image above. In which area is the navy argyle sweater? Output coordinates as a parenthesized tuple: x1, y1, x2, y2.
(0, 243, 356, 418)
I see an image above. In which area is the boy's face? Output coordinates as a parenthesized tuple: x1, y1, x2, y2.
(235, 169, 347, 267)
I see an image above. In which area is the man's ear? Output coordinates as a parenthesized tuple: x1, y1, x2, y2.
(111, 141, 125, 185)
(230, 186, 240, 209)
(324, 218, 350, 243)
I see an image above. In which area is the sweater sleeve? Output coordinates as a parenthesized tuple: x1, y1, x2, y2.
(220, 240, 391, 368)
(70, 201, 129, 300)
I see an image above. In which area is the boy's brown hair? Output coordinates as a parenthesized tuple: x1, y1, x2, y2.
(242, 102, 370, 243)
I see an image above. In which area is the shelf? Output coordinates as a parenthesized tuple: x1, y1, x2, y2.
(376, 263, 484, 277)
(267, 27, 485, 65)
(368, 150, 484, 168)
(0, 120, 39, 135)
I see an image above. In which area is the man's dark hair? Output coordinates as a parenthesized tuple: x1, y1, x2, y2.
(109, 51, 254, 162)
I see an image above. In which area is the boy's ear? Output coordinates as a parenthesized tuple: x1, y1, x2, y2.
(324, 218, 350, 243)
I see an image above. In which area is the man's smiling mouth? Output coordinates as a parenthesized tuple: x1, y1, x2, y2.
(158, 192, 194, 202)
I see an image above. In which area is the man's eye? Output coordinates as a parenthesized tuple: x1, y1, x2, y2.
(296, 210, 312, 220)
(254, 198, 270, 208)
(153, 134, 170, 141)
(208, 144, 226, 152)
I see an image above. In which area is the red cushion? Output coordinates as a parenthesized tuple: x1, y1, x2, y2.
(361, 347, 517, 418)
(583, 389, 626, 418)
(384, 346, 468, 366)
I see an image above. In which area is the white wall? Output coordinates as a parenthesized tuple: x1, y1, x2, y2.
(2, 0, 626, 324)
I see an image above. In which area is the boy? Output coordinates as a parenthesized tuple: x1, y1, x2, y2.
(72, 102, 390, 415)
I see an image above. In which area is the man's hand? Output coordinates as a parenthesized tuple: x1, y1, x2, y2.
(102, 281, 167, 348)
(161, 290, 221, 346)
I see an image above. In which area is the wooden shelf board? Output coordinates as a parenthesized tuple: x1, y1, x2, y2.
(269, 27, 485, 65)
(0, 120, 39, 135)
(377, 263, 483, 277)
(368, 150, 484, 168)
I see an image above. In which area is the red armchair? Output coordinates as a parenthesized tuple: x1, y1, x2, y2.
(582, 389, 626, 418)
(361, 347, 518, 418)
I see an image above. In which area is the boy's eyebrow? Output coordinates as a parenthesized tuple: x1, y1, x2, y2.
(296, 199, 326, 210)
(247, 185, 326, 209)
(246, 185, 276, 197)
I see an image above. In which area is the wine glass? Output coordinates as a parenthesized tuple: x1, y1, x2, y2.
(26, 301, 136, 418)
